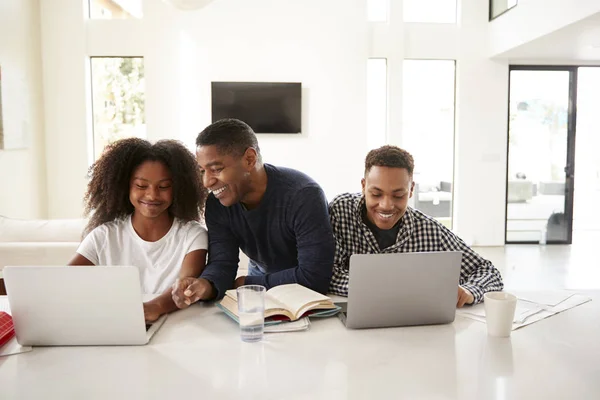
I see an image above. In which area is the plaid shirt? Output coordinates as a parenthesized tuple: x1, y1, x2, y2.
(328, 193, 503, 304)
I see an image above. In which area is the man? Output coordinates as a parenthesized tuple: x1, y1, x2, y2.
(172, 118, 334, 306)
(328, 145, 503, 307)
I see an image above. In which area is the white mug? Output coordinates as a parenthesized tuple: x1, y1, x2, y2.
(484, 292, 517, 337)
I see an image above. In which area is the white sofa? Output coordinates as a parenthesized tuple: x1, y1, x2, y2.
(0, 215, 248, 288)
(0, 216, 87, 270)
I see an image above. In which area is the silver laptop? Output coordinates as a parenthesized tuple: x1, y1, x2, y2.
(3, 266, 167, 346)
(339, 251, 462, 329)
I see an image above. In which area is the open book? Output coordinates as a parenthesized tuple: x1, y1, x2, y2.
(217, 284, 340, 324)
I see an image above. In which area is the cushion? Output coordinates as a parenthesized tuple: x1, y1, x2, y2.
(0, 243, 79, 269)
(0, 216, 86, 243)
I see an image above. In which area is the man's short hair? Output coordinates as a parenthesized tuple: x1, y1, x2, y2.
(364, 145, 414, 177)
(196, 118, 261, 158)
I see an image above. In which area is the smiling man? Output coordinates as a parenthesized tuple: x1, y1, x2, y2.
(328, 145, 503, 307)
(171, 119, 334, 305)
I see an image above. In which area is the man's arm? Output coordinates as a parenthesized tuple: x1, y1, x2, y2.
(244, 186, 335, 294)
(195, 196, 240, 300)
(440, 228, 504, 304)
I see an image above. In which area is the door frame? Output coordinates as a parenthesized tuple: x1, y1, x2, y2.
(505, 65, 578, 245)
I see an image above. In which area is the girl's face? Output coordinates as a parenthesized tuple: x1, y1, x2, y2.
(129, 161, 173, 219)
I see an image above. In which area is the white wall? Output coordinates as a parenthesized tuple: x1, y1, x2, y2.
(146, 0, 369, 200)
(34, 0, 511, 245)
(0, 0, 46, 218)
(455, 2, 509, 246)
(489, 0, 600, 58)
(39, 0, 89, 218)
(398, 2, 509, 245)
(39, 0, 368, 217)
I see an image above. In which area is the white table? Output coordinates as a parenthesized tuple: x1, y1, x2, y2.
(1, 294, 599, 400)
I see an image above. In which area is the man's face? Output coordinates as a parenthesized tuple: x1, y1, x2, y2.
(196, 145, 252, 207)
(362, 166, 414, 230)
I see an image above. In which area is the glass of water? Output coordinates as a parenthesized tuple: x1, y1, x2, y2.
(237, 285, 266, 342)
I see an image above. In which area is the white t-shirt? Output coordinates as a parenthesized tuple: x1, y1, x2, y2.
(77, 216, 208, 294)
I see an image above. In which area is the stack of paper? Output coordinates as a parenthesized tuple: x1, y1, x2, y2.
(456, 290, 592, 330)
(264, 317, 310, 333)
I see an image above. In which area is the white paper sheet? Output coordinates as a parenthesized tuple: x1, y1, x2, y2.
(458, 301, 543, 322)
(0, 337, 32, 357)
(456, 291, 592, 330)
(509, 290, 576, 307)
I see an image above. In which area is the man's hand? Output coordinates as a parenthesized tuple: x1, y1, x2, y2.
(234, 276, 246, 289)
(457, 286, 475, 308)
(143, 302, 162, 323)
(171, 277, 215, 309)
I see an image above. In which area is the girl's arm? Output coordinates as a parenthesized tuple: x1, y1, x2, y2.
(68, 254, 95, 266)
(143, 249, 207, 322)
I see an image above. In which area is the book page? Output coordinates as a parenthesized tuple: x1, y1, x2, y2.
(267, 284, 333, 318)
(225, 289, 283, 312)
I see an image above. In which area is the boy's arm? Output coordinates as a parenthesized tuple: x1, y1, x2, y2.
(327, 201, 352, 296)
(440, 228, 504, 304)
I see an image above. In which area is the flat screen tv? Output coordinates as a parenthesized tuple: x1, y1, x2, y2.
(211, 82, 301, 134)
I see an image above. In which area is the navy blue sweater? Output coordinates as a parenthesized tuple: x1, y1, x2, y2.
(200, 164, 335, 299)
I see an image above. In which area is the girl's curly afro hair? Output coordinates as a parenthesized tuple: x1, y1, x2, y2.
(83, 138, 207, 235)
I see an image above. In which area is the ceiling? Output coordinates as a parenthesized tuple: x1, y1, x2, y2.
(500, 12, 600, 62)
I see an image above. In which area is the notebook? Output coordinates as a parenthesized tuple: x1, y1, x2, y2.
(0, 297, 33, 356)
(0, 312, 15, 347)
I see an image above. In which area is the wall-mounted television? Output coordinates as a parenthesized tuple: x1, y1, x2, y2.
(211, 82, 301, 134)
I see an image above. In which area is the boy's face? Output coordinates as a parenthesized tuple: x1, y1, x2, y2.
(362, 166, 414, 230)
(129, 161, 173, 219)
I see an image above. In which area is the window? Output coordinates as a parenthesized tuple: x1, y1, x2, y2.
(367, 0, 388, 22)
(90, 57, 145, 161)
(490, 0, 518, 20)
(89, 0, 142, 19)
(404, 0, 457, 23)
(367, 59, 387, 150)
(403, 60, 456, 228)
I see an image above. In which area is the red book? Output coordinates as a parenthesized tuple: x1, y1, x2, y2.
(0, 312, 15, 347)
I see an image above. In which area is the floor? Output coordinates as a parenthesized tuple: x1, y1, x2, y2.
(474, 230, 600, 291)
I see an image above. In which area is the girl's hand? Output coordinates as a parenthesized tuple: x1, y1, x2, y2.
(143, 302, 162, 322)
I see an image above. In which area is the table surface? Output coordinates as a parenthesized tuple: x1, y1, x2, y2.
(1, 294, 599, 400)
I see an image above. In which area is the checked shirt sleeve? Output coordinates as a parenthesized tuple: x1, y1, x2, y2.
(327, 199, 353, 297)
(439, 228, 504, 304)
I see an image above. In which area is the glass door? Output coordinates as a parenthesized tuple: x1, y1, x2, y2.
(505, 66, 576, 244)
